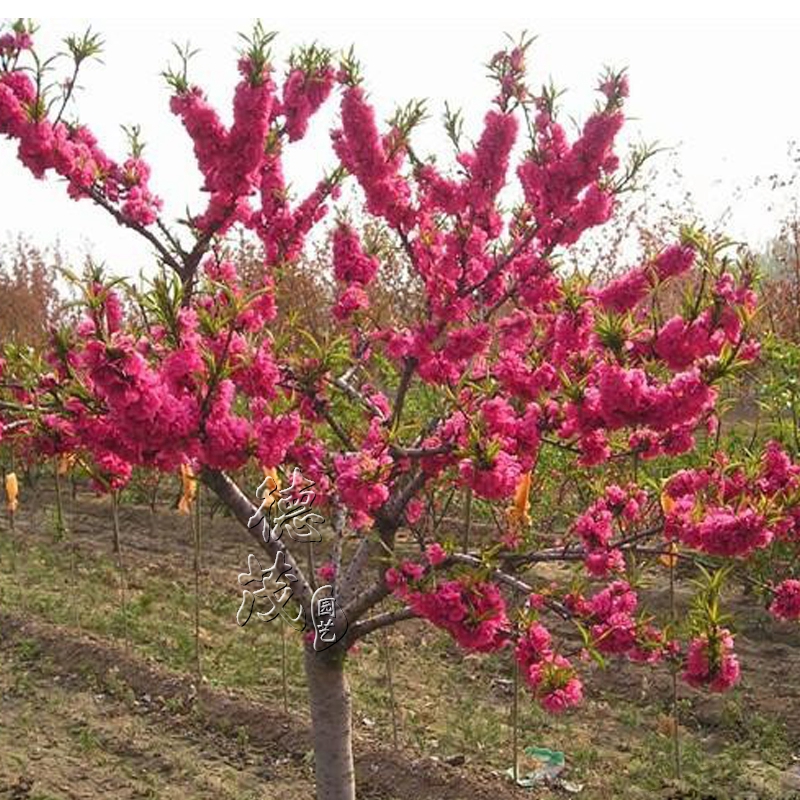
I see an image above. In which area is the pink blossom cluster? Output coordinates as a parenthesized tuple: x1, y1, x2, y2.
(515, 622, 583, 712)
(386, 560, 510, 652)
(557, 363, 718, 466)
(406, 396, 540, 501)
(567, 581, 670, 664)
(251, 153, 339, 264)
(516, 108, 622, 249)
(663, 443, 800, 557)
(770, 579, 800, 621)
(0, 28, 32, 55)
(595, 244, 696, 313)
(419, 109, 517, 232)
(598, 258, 759, 375)
(25, 269, 314, 489)
(683, 628, 740, 693)
(333, 421, 393, 527)
(573, 485, 648, 576)
(168, 53, 338, 247)
(332, 224, 379, 321)
(170, 61, 274, 233)
(0, 68, 162, 225)
(332, 86, 415, 231)
(278, 65, 335, 142)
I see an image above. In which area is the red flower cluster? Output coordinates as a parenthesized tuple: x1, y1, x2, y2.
(663, 444, 800, 557)
(770, 579, 800, 621)
(332, 224, 379, 321)
(683, 629, 740, 693)
(573, 485, 648, 576)
(595, 244, 696, 313)
(279, 65, 335, 142)
(0, 69, 161, 225)
(387, 564, 510, 653)
(515, 622, 582, 712)
(332, 86, 415, 231)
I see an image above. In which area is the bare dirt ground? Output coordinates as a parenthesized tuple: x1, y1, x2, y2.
(2, 481, 800, 799)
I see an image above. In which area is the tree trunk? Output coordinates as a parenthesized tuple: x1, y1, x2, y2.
(305, 647, 356, 800)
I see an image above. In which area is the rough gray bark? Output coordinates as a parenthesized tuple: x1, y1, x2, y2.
(204, 468, 360, 800)
(305, 648, 356, 800)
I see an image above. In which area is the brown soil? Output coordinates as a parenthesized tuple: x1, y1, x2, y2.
(3, 480, 800, 799)
(0, 483, 532, 800)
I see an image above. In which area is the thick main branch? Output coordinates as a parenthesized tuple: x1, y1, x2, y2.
(201, 467, 314, 611)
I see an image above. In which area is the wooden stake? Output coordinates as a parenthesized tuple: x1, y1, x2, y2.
(281, 622, 289, 715)
(111, 491, 130, 652)
(512, 589, 520, 784)
(381, 627, 400, 750)
(670, 555, 682, 781)
(192, 483, 203, 678)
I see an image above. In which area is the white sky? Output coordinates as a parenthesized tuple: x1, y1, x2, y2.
(1, 6, 799, 275)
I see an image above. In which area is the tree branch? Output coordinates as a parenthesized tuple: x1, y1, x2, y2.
(350, 607, 418, 641)
(338, 536, 372, 609)
(388, 356, 418, 430)
(343, 578, 393, 623)
(200, 467, 314, 611)
(87, 187, 185, 277)
(327, 375, 388, 422)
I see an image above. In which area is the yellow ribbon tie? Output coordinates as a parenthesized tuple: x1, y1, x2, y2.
(507, 470, 532, 528)
(56, 453, 76, 476)
(5, 472, 19, 514)
(177, 464, 197, 515)
(263, 465, 281, 493)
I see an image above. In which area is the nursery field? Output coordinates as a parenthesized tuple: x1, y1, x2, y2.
(1, 485, 800, 800)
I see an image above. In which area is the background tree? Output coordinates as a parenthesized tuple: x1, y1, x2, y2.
(0, 235, 65, 346)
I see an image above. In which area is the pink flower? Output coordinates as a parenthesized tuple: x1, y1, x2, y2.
(425, 542, 447, 566)
(333, 284, 369, 321)
(683, 629, 740, 693)
(459, 450, 522, 501)
(254, 412, 301, 468)
(527, 654, 583, 713)
(584, 548, 624, 577)
(653, 244, 695, 281)
(579, 430, 611, 466)
(515, 622, 553, 669)
(400, 560, 426, 582)
(333, 225, 379, 285)
(332, 86, 415, 230)
(385, 567, 404, 591)
(334, 449, 392, 518)
(280, 66, 335, 142)
(770, 579, 800, 621)
(693, 508, 772, 558)
(595, 268, 649, 313)
(398, 578, 509, 653)
(406, 498, 424, 525)
(759, 441, 800, 496)
(462, 110, 518, 212)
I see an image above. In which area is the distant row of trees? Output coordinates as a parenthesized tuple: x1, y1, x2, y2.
(0, 236, 63, 346)
(4, 208, 799, 352)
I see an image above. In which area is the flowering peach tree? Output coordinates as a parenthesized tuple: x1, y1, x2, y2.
(2, 19, 800, 800)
